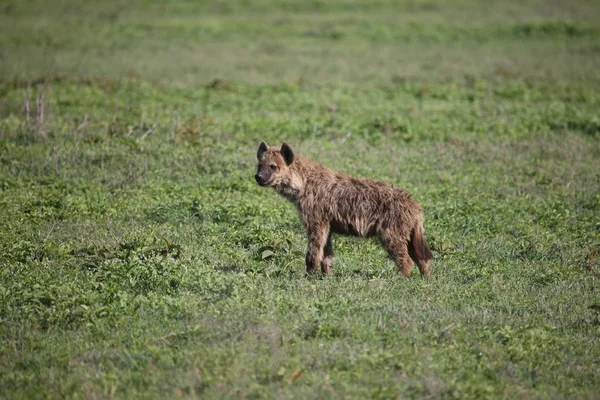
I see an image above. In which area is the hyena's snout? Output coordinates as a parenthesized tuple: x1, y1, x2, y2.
(255, 173, 268, 186)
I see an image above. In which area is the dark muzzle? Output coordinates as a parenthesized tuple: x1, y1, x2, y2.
(255, 174, 267, 186)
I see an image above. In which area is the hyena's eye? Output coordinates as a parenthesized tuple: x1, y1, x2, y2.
(269, 164, 277, 171)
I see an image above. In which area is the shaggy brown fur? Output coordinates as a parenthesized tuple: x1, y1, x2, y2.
(255, 142, 433, 277)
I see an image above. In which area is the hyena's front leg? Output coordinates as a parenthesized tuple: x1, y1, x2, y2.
(321, 232, 334, 276)
(305, 224, 330, 276)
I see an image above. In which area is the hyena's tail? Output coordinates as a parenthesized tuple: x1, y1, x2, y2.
(410, 220, 433, 262)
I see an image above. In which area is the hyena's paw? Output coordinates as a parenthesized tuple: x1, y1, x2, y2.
(321, 258, 333, 276)
(306, 265, 320, 278)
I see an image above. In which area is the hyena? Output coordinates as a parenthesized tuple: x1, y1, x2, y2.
(255, 142, 433, 277)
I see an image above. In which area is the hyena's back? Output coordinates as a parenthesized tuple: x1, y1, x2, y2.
(321, 176, 422, 239)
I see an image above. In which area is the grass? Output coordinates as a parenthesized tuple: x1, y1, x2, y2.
(1, 0, 599, 398)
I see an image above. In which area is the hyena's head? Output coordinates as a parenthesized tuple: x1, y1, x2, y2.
(255, 141, 294, 188)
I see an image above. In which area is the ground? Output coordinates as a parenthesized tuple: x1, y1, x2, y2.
(0, 0, 599, 398)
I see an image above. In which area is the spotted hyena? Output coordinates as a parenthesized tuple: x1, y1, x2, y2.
(255, 142, 432, 277)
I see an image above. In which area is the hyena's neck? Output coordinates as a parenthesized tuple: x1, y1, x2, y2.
(274, 164, 306, 202)
(275, 168, 304, 203)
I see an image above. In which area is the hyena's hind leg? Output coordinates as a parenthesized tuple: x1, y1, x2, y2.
(408, 245, 430, 277)
(379, 228, 413, 277)
(408, 221, 433, 277)
(321, 232, 334, 276)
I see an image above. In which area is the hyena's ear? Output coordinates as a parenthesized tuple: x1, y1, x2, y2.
(257, 142, 268, 159)
(280, 142, 294, 165)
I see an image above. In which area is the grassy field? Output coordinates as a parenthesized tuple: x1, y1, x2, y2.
(1, 0, 600, 398)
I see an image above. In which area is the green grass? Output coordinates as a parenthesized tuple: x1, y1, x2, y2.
(1, 0, 600, 398)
